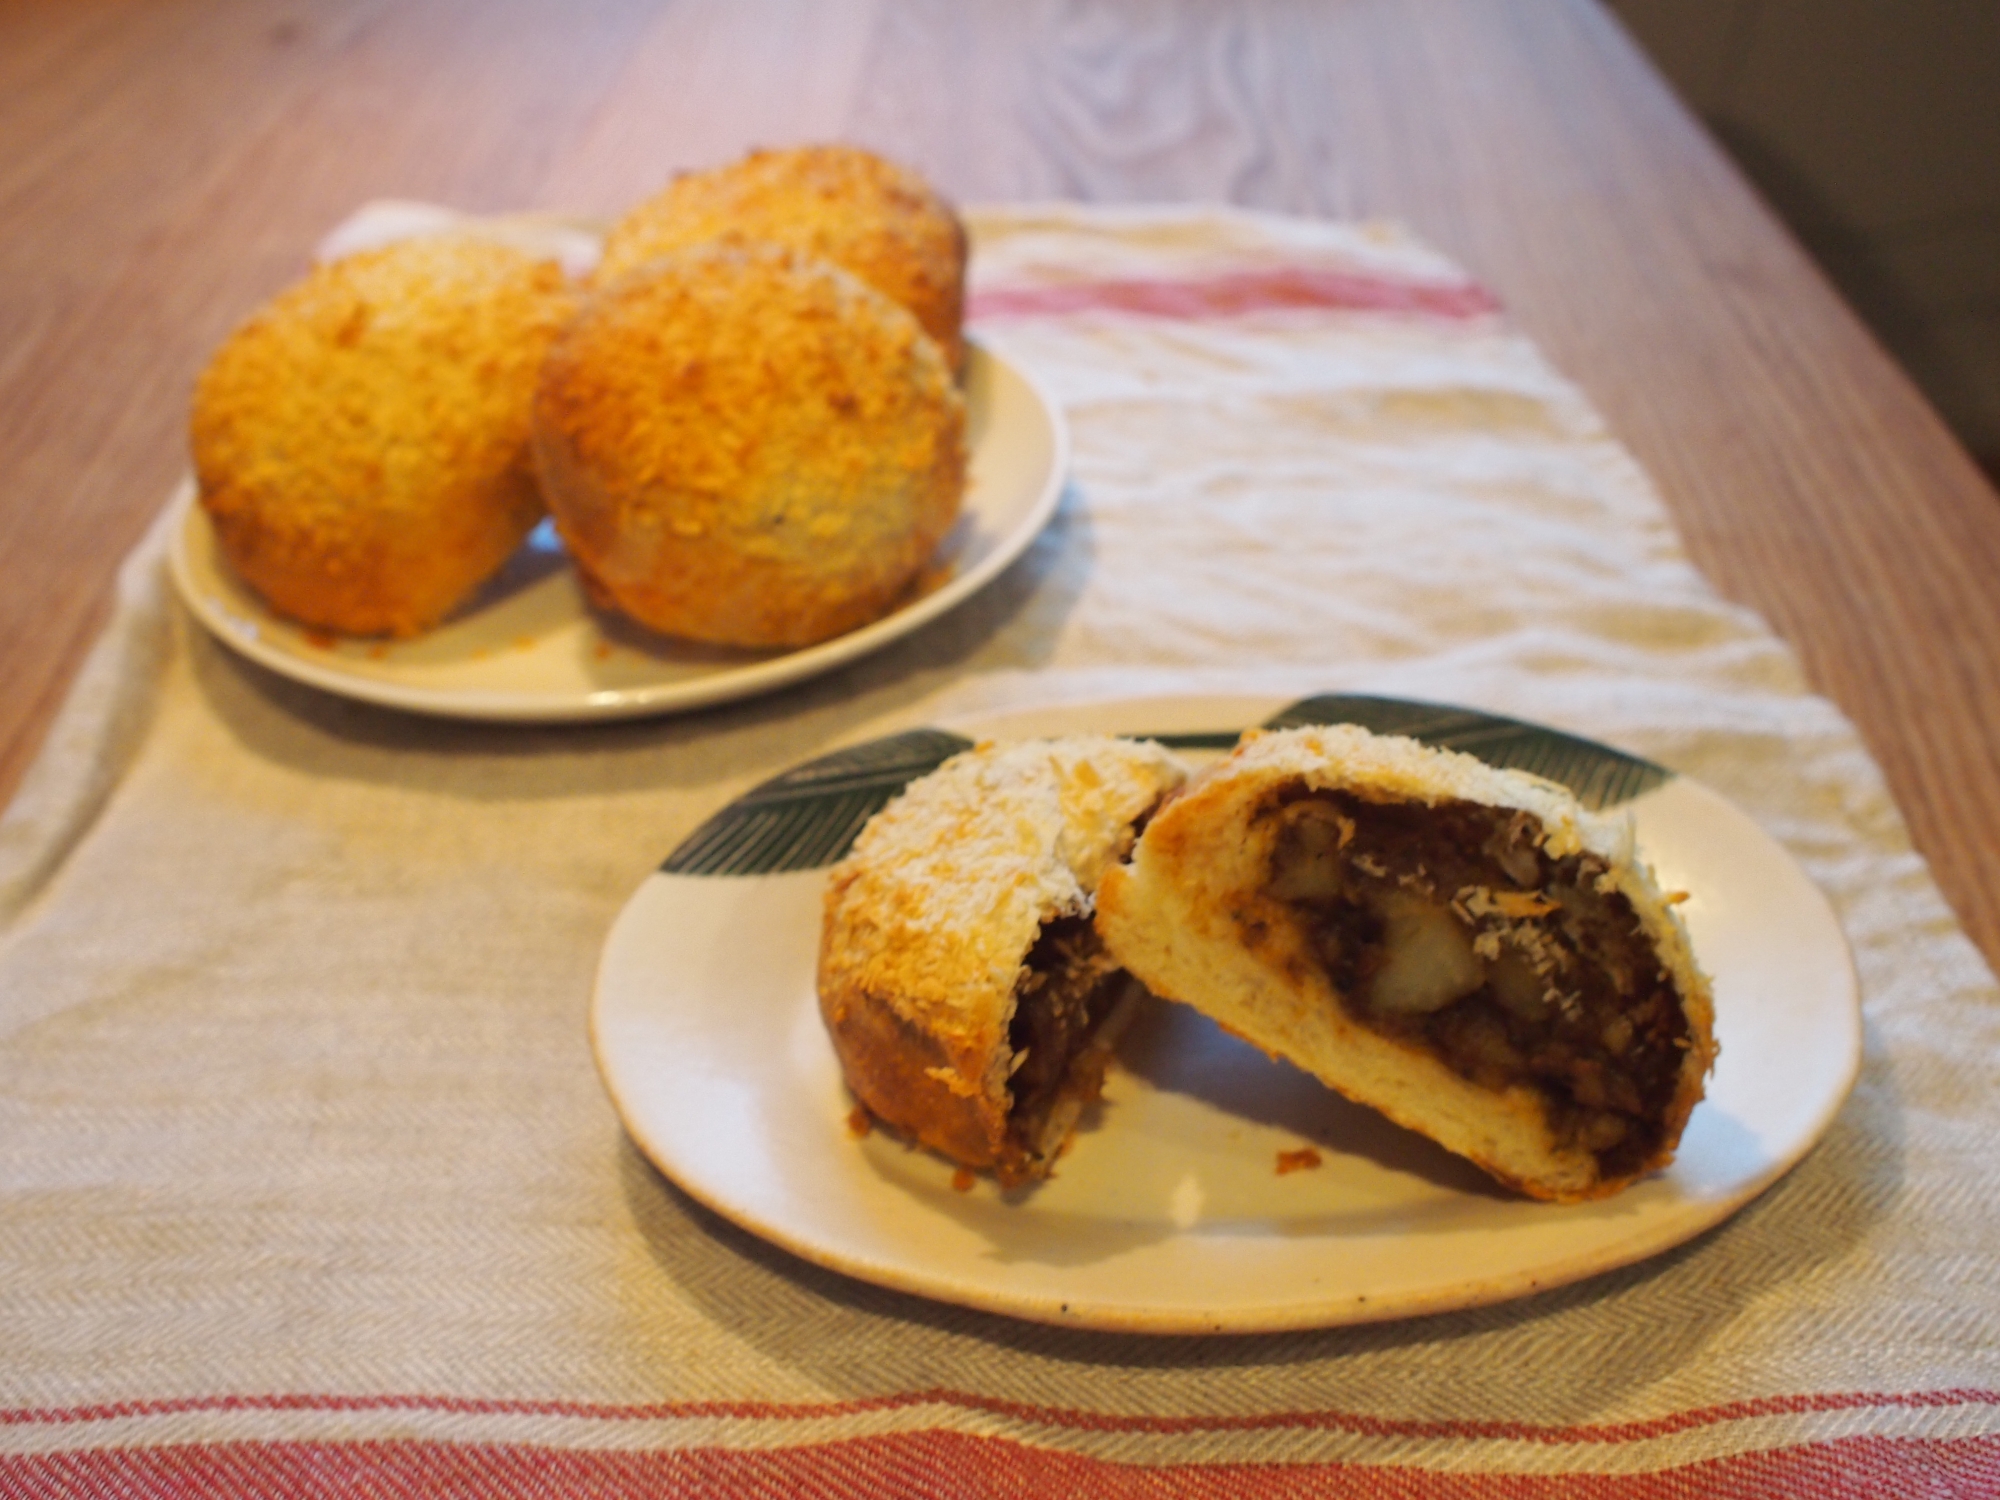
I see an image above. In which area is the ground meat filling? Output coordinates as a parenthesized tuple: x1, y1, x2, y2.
(1004, 916, 1129, 1169)
(1263, 789, 1690, 1180)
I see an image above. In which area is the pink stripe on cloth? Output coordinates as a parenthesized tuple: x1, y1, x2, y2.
(8, 1388, 2000, 1497)
(967, 266, 1501, 323)
(9, 1386, 1998, 1442)
(3, 1432, 1998, 1499)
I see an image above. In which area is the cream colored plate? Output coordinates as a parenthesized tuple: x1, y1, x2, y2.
(592, 695, 1861, 1333)
(167, 341, 1065, 722)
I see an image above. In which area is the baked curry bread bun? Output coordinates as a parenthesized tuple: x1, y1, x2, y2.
(1095, 725, 1716, 1203)
(598, 143, 969, 375)
(191, 236, 576, 638)
(533, 241, 966, 649)
(819, 738, 1188, 1186)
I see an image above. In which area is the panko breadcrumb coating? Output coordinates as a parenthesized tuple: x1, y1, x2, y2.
(533, 241, 966, 650)
(597, 144, 969, 375)
(191, 236, 576, 638)
(819, 737, 1189, 1184)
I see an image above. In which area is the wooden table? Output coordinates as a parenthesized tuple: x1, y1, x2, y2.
(5, 0, 1997, 966)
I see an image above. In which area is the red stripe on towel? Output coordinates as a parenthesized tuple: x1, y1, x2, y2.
(3, 1431, 1998, 1499)
(968, 267, 1501, 323)
(9, 1386, 1999, 1444)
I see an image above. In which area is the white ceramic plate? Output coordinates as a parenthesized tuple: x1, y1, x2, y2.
(592, 694, 1862, 1333)
(167, 342, 1065, 722)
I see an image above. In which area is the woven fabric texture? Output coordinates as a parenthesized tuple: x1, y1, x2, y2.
(1, 204, 1996, 1492)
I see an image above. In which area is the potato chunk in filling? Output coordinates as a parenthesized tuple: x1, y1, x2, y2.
(1263, 790, 1690, 1178)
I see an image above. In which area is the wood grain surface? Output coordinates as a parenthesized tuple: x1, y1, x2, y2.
(3, 0, 1997, 963)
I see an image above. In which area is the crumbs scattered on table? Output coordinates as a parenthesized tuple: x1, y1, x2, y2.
(845, 1106, 873, 1139)
(366, 643, 389, 661)
(1276, 1147, 1323, 1175)
(593, 641, 614, 661)
(303, 629, 338, 651)
(951, 1168, 976, 1192)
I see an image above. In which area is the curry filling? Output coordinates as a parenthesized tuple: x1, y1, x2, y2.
(1002, 915, 1132, 1179)
(1263, 789, 1689, 1180)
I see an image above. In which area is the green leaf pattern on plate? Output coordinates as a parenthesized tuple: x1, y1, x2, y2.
(1262, 695, 1671, 810)
(662, 697, 1671, 876)
(662, 728, 974, 876)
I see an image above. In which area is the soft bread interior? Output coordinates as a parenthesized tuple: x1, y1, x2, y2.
(1096, 728, 1714, 1202)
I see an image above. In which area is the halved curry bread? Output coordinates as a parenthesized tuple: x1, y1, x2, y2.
(1095, 725, 1715, 1201)
(818, 737, 1187, 1186)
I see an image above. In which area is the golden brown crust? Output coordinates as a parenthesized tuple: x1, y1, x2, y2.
(818, 737, 1188, 1183)
(820, 953, 1009, 1172)
(599, 144, 968, 375)
(190, 236, 576, 638)
(1097, 725, 1717, 1203)
(534, 241, 965, 649)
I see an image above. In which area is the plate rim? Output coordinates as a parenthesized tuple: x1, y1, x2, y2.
(166, 339, 1068, 723)
(592, 692, 1864, 1333)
